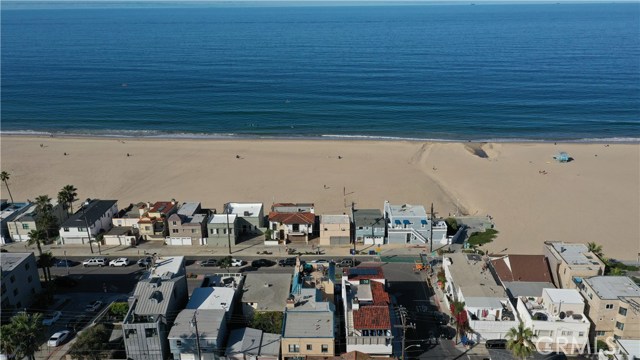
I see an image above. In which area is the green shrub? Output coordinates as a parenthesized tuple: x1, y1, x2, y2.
(467, 229, 498, 247)
(250, 311, 283, 334)
(445, 218, 459, 236)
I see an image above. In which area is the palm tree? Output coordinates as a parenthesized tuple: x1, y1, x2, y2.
(0, 171, 14, 203)
(587, 242, 604, 259)
(1, 312, 44, 360)
(38, 252, 55, 283)
(450, 300, 470, 344)
(27, 229, 46, 256)
(34, 195, 58, 242)
(506, 322, 535, 360)
(57, 184, 78, 215)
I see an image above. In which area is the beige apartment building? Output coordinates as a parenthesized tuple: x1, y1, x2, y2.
(544, 241, 605, 289)
(578, 276, 640, 342)
(281, 311, 334, 360)
(319, 214, 351, 246)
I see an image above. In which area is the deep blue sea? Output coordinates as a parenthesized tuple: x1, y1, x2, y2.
(2, 2, 639, 141)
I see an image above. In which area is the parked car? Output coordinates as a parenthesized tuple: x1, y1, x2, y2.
(278, 257, 297, 267)
(137, 256, 153, 267)
(251, 259, 276, 268)
(337, 258, 354, 267)
(54, 259, 76, 267)
(42, 311, 62, 326)
(85, 300, 103, 312)
(82, 257, 107, 267)
(53, 276, 78, 288)
(230, 258, 246, 267)
(109, 257, 130, 267)
(47, 330, 71, 347)
(485, 339, 507, 349)
(310, 259, 330, 267)
(199, 259, 218, 267)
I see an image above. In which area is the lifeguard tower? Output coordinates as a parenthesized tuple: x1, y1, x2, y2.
(553, 152, 570, 163)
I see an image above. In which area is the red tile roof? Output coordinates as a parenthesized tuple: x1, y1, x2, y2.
(268, 212, 315, 225)
(490, 255, 553, 283)
(353, 306, 391, 330)
(345, 267, 385, 281)
(370, 281, 390, 305)
(150, 201, 177, 215)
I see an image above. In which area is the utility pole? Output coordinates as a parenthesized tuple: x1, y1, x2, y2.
(395, 305, 415, 360)
(81, 202, 94, 254)
(190, 310, 202, 360)
(225, 204, 232, 255)
(429, 203, 437, 254)
(351, 202, 356, 259)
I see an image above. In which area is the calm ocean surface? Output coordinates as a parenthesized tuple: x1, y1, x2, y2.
(2, 2, 639, 141)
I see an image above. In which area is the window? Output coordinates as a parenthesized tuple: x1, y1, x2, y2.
(324, 228, 328, 231)
(22, 224, 29, 230)
(10, 275, 15, 283)
(288, 344, 300, 353)
(579, 332, 585, 337)
(25, 263, 30, 270)
(145, 328, 157, 337)
(223, 228, 227, 234)
(595, 331, 606, 336)
(172, 221, 177, 225)
(172, 229, 179, 234)
(292, 224, 300, 232)
(358, 226, 363, 230)
(145, 226, 151, 231)
(27, 275, 32, 283)
(78, 227, 86, 232)
(615, 322, 624, 330)
(605, 304, 614, 309)
(306, 344, 313, 351)
(125, 329, 137, 338)
(63, 227, 69, 232)
(321, 345, 329, 353)
(272, 223, 277, 230)
(561, 331, 573, 336)
(176, 340, 182, 347)
(191, 229, 196, 234)
(619, 307, 627, 316)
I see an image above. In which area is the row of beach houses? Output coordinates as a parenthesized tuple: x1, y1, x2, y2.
(0, 198, 450, 248)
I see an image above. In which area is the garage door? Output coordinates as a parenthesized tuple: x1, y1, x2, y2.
(180, 354, 195, 360)
(169, 237, 191, 246)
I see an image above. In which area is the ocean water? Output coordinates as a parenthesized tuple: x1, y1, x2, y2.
(1, 2, 639, 141)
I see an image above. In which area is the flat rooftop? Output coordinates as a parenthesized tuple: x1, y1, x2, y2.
(0, 253, 32, 272)
(549, 242, 603, 267)
(321, 214, 350, 224)
(584, 276, 640, 300)
(504, 281, 556, 298)
(241, 273, 292, 312)
(177, 202, 200, 216)
(284, 311, 333, 338)
(352, 209, 384, 228)
(226, 203, 263, 217)
(446, 253, 506, 298)
(168, 309, 226, 340)
(209, 214, 237, 224)
(146, 256, 184, 279)
(545, 288, 584, 304)
(187, 287, 236, 311)
(386, 203, 427, 218)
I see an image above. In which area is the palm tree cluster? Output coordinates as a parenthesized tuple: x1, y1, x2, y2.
(0, 312, 45, 360)
(0, 171, 14, 203)
(57, 184, 78, 215)
(506, 322, 535, 360)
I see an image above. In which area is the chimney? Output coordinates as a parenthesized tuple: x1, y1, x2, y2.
(352, 297, 359, 310)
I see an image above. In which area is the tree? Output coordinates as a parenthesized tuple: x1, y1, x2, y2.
(34, 194, 58, 243)
(38, 252, 55, 283)
(0, 312, 44, 360)
(587, 242, 604, 259)
(57, 184, 78, 215)
(109, 302, 130, 321)
(250, 311, 283, 334)
(0, 171, 14, 203)
(27, 229, 46, 256)
(69, 324, 110, 360)
(450, 300, 470, 344)
(505, 322, 535, 360)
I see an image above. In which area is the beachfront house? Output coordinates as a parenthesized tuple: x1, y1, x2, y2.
(443, 253, 518, 342)
(577, 276, 640, 342)
(226, 327, 281, 360)
(544, 241, 605, 289)
(516, 288, 591, 355)
(489, 254, 557, 299)
(268, 203, 315, 243)
(167, 202, 208, 246)
(1, 200, 31, 244)
(103, 226, 138, 246)
(112, 202, 147, 228)
(137, 201, 179, 242)
(319, 214, 351, 246)
(384, 201, 447, 246)
(7, 200, 68, 242)
(124, 256, 188, 360)
(0, 253, 42, 313)
(241, 273, 293, 319)
(59, 199, 118, 245)
(341, 267, 393, 356)
(224, 202, 266, 236)
(352, 208, 385, 245)
(206, 214, 239, 247)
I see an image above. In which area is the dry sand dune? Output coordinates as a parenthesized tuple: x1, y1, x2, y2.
(1, 136, 638, 260)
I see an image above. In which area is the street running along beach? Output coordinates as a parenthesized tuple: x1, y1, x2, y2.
(1, 136, 638, 260)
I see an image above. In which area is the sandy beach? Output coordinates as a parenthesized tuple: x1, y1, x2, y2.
(1, 136, 638, 260)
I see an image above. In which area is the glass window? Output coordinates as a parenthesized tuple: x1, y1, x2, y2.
(145, 328, 157, 337)
(25, 263, 30, 270)
(321, 345, 329, 353)
(10, 275, 15, 283)
(172, 229, 178, 234)
(176, 340, 182, 347)
(595, 331, 606, 336)
(619, 307, 627, 316)
(63, 227, 69, 232)
(605, 304, 614, 309)
(579, 332, 585, 337)
(78, 227, 86, 232)
(615, 322, 625, 330)
(22, 224, 29, 230)
(288, 344, 300, 353)
(306, 344, 312, 351)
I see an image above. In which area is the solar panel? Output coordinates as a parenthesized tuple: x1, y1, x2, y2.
(349, 268, 379, 276)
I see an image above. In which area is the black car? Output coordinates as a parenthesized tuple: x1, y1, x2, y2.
(199, 259, 218, 267)
(485, 339, 507, 349)
(54, 259, 77, 267)
(278, 258, 297, 267)
(251, 259, 276, 268)
(53, 276, 78, 288)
